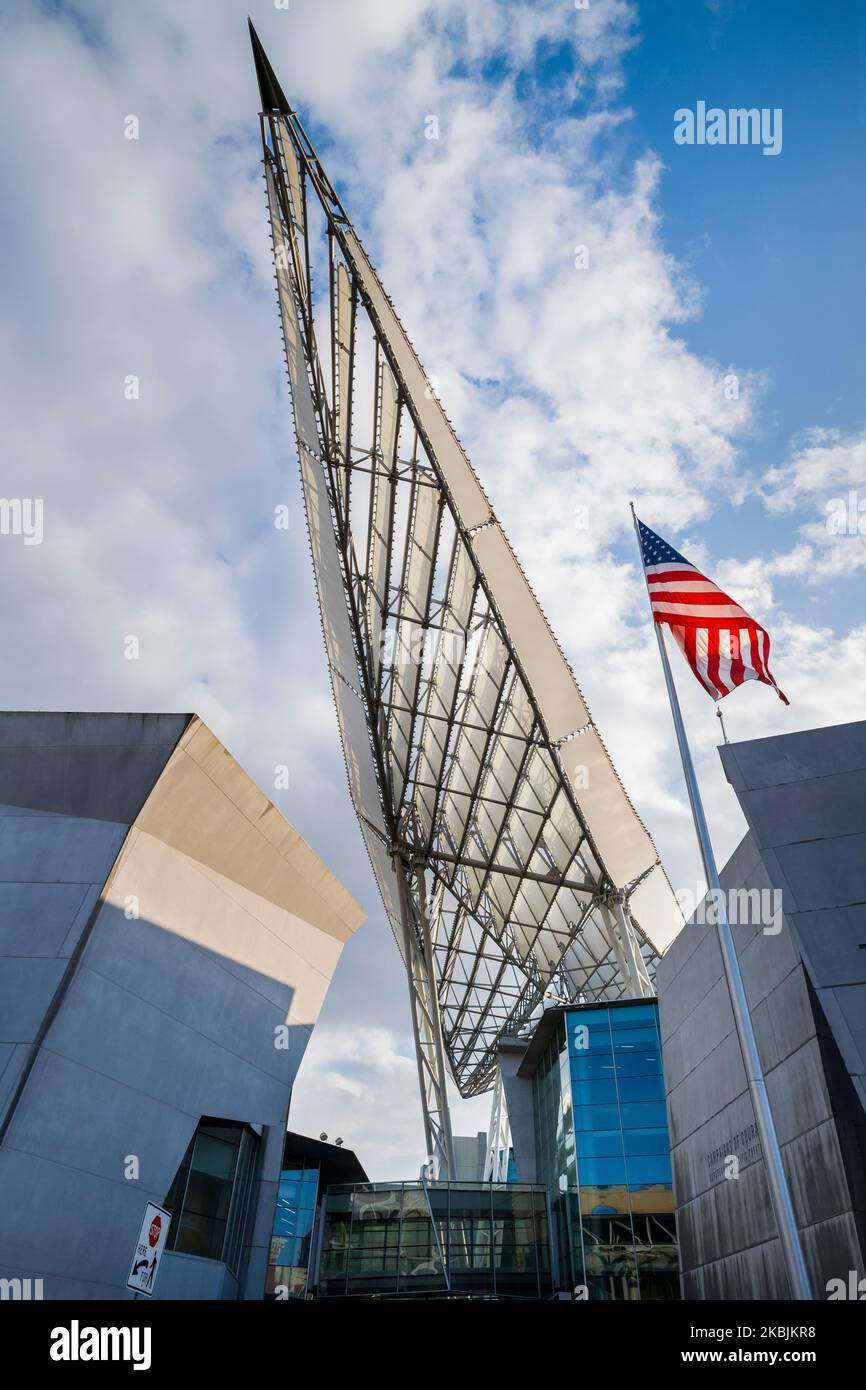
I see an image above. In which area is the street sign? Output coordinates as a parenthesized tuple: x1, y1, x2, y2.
(126, 1201, 171, 1296)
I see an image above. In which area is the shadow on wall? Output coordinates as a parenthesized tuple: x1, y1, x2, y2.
(0, 902, 307, 1300)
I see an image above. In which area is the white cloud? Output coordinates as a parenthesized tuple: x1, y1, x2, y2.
(288, 1024, 490, 1177)
(749, 428, 866, 582)
(760, 427, 866, 513)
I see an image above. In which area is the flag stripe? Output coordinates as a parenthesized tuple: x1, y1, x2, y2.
(649, 609, 758, 628)
(646, 568, 703, 583)
(730, 629, 745, 688)
(637, 517, 789, 705)
(649, 589, 742, 606)
(706, 626, 721, 695)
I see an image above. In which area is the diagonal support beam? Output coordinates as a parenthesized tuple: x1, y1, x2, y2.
(600, 895, 654, 999)
(483, 1066, 511, 1181)
(395, 859, 455, 1178)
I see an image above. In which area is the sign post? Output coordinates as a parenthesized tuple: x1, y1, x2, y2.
(126, 1202, 171, 1297)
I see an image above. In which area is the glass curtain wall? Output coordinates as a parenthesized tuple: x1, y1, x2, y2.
(163, 1120, 258, 1276)
(534, 1002, 679, 1299)
(318, 1182, 552, 1298)
(266, 1160, 320, 1298)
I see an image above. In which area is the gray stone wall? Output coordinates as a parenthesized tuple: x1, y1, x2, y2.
(720, 720, 866, 1115)
(658, 720, 866, 1299)
(498, 1038, 536, 1182)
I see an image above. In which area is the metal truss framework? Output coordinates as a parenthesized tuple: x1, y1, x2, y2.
(483, 1068, 512, 1183)
(251, 25, 680, 1176)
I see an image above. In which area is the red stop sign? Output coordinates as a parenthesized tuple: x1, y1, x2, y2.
(148, 1214, 161, 1247)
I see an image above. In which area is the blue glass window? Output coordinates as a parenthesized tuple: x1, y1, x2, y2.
(572, 1103, 621, 1132)
(611, 1025, 661, 1051)
(570, 1078, 618, 1106)
(617, 1074, 665, 1103)
(272, 1235, 304, 1267)
(276, 1178, 304, 1211)
(612, 1051, 663, 1079)
(294, 1205, 315, 1238)
(534, 1000, 678, 1301)
(268, 1161, 320, 1299)
(574, 1129, 624, 1159)
(608, 1004, 658, 1027)
(623, 1127, 670, 1157)
(619, 1101, 669, 1129)
(569, 1051, 618, 1080)
(568, 1020, 614, 1054)
(626, 1154, 673, 1185)
(577, 1156, 627, 1186)
(569, 1008, 606, 1026)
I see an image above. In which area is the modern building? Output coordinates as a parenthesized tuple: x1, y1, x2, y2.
(276, 998, 677, 1301)
(260, 1000, 675, 1302)
(657, 720, 866, 1299)
(498, 999, 679, 1300)
(267, 1130, 368, 1299)
(315, 1179, 554, 1300)
(0, 711, 364, 1300)
(268, 1127, 550, 1300)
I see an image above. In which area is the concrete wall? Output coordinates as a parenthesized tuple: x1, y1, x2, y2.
(0, 713, 188, 1154)
(452, 1132, 487, 1183)
(498, 1039, 536, 1182)
(0, 713, 364, 1300)
(657, 721, 866, 1299)
(719, 720, 866, 1115)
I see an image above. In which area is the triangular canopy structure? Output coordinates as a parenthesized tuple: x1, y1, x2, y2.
(249, 19, 290, 115)
(252, 31, 682, 1175)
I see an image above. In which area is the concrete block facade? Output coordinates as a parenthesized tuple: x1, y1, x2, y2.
(657, 720, 866, 1299)
(0, 712, 364, 1300)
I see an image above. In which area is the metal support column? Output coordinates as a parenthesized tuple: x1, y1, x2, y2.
(396, 859, 455, 1179)
(483, 1065, 511, 1181)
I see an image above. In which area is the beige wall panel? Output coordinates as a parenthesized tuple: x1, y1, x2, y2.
(136, 730, 363, 947)
(104, 831, 343, 1028)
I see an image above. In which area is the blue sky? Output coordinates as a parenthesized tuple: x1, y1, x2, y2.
(619, 1, 865, 624)
(625, 2, 863, 426)
(0, 0, 863, 1174)
(494, 1, 866, 628)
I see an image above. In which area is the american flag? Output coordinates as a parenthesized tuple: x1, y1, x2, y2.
(637, 518, 789, 705)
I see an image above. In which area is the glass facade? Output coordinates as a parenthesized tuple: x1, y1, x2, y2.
(318, 1181, 553, 1299)
(256, 1003, 675, 1301)
(164, 1120, 258, 1275)
(534, 1001, 679, 1299)
(266, 1159, 320, 1299)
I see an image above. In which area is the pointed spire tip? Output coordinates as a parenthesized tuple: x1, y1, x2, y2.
(248, 18, 290, 115)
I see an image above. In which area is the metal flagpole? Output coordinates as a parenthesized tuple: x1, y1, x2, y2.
(630, 503, 812, 1301)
